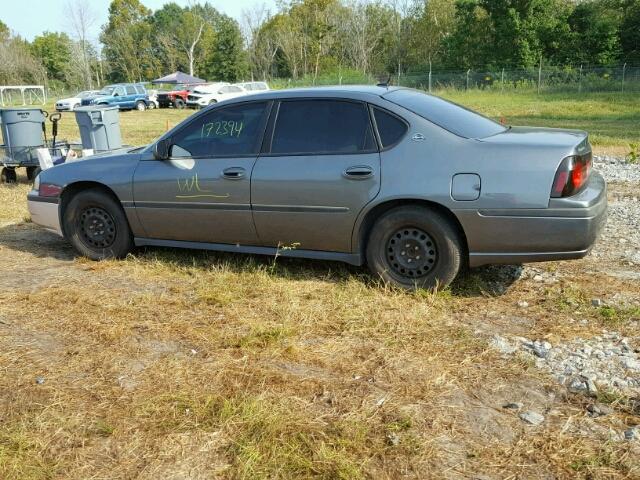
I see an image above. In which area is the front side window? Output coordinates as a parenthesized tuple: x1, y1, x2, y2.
(271, 100, 375, 155)
(114, 87, 125, 96)
(373, 108, 408, 148)
(170, 102, 268, 158)
(98, 86, 116, 96)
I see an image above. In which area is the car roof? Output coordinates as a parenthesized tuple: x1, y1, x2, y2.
(238, 85, 403, 102)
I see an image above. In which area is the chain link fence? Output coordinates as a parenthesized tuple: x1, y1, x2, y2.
(270, 64, 640, 93)
(398, 64, 640, 93)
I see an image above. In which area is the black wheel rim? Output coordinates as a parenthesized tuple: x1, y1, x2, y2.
(78, 207, 116, 249)
(385, 227, 437, 279)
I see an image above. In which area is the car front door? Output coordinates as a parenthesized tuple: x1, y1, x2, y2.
(133, 101, 271, 245)
(251, 99, 381, 253)
(112, 86, 126, 108)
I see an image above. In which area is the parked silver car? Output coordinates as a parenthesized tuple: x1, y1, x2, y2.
(27, 86, 606, 289)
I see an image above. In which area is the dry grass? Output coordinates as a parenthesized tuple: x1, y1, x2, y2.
(1, 101, 639, 478)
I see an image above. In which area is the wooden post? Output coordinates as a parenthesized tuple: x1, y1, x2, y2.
(622, 63, 627, 93)
(166, 119, 170, 131)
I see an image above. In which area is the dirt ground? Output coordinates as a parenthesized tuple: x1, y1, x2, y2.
(0, 169, 639, 479)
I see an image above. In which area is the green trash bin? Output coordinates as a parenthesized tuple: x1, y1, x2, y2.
(74, 105, 122, 152)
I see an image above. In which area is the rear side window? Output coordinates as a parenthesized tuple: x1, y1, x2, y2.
(385, 89, 506, 139)
(170, 102, 268, 158)
(373, 108, 408, 148)
(125, 85, 136, 95)
(271, 100, 375, 155)
(135, 85, 145, 94)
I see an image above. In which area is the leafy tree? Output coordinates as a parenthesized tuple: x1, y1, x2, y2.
(100, 0, 156, 81)
(620, 0, 640, 62)
(31, 32, 72, 83)
(196, 3, 247, 81)
(567, 1, 621, 66)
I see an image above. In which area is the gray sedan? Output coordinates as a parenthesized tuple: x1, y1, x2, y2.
(27, 86, 607, 289)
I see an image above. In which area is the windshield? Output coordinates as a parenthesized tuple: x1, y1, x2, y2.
(384, 89, 506, 139)
(78, 91, 95, 98)
(98, 86, 116, 96)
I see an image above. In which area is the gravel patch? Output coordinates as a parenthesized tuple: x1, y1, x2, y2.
(491, 332, 640, 396)
(593, 155, 640, 183)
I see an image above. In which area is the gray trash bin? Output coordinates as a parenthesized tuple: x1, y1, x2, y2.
(0, 108, 45, 166)
(74, 105, 122, 152)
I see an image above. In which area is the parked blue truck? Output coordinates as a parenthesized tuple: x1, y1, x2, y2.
(81, 84, 151, 111)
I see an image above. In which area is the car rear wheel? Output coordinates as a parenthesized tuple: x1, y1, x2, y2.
(136, 101, 146, 111)
(174, 98, 185, 109)
(366, 206, 462, 290)
(63, 188, 133, 260)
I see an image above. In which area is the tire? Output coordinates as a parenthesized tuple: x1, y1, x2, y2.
(366, 206, 462, 290)
(72, 103, 80, 110)
(26, 166, 41, 181)
(174, 98, 185, 109)
(148, 101, 156, 110)
(63, 188, 133, 260)
(1, 167, 17, 184)
(208, 99, 217, 105)
(136, 101, 146, 111)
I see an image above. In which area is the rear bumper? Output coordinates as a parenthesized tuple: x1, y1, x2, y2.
(458, 172, 607, 267)
(27, 194, 63, 236)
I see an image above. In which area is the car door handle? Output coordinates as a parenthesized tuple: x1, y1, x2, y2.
(343, 165, 374, 180)
(222, 167, 246, 179)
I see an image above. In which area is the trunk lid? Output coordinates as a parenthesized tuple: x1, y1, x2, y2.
(479, 126, 589, 150)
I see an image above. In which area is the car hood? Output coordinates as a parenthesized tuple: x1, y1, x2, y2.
(479, 126, 588, 149)
(58, 97, 80, 103)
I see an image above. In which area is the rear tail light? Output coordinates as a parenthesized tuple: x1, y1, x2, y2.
(550, 152, 592, 198)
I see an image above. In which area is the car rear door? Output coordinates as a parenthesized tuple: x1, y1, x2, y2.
(133, 101, 271, 245)
(124, 85, 137, 108)
(251, 99, 381, 253)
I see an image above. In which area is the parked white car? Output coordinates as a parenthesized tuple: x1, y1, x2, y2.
(146, 89, 159, 109)
(186, 83, 247, 108)
(55, 90, 100, 111)
(238, 81, 270, 92)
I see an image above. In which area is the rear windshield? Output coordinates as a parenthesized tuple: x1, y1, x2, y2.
(384, 89, 506, 139)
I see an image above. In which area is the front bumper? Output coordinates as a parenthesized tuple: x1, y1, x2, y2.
(458, 172, 608, 267)
(27, 193, 63, 236)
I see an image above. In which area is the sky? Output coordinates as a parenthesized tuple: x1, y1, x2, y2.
(2, 0, 277, 42)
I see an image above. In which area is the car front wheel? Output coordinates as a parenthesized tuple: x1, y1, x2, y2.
(366, 206, 462, 290)
(63, 188, 133, 260)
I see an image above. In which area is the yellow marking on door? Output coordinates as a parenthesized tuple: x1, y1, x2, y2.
(176, 173, 229, 199)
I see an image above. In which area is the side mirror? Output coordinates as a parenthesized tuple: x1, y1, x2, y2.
(113, 92, 119, 97)
(154, 138, 170, 160)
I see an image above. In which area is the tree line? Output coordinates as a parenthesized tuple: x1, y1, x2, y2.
(1, 0, 639, 91)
